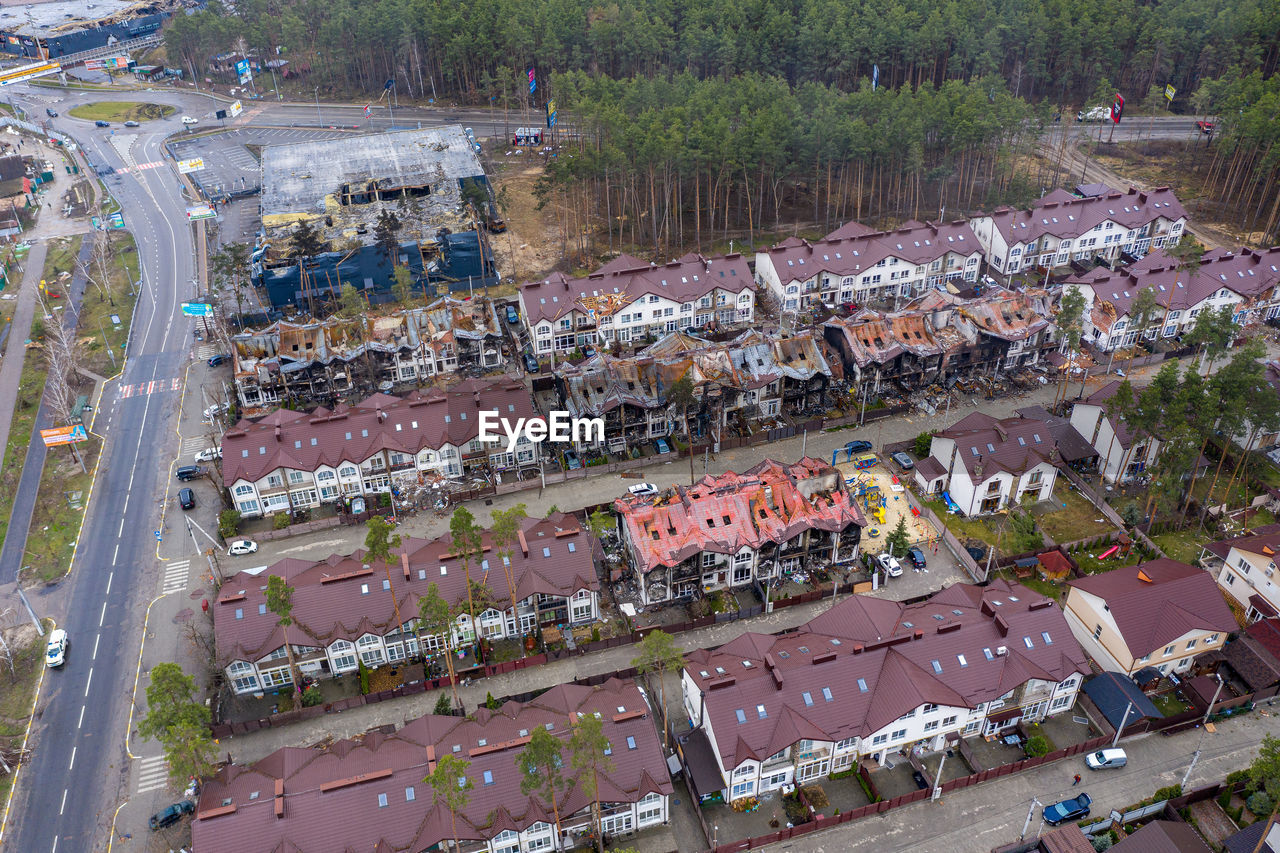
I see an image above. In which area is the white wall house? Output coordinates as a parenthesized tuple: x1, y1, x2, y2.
(925, 413, 1062, 515)
(1069, 381, 1162, 485)
(1217, 535, 1280, 623)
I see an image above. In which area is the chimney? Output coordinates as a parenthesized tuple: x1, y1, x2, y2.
(401, 551, 411, 580)
(274, 426, 282, 442)
(377, 409, 386, 423)
(517, 528, 529, 557)
(473, 391, 481, 405)
(274, 778, 285, 819)
(994, 614, 1010, 636)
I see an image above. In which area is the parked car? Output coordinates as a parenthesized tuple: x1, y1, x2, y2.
(46, 108, 57, 117)
(124, 120, 139, 127)
(1196, 120, 1215, 134)
(891, 451, 915, 470)
(149, 800, 195, 830)
(207, 353, 230, 367)
(564, 450, 581, 470)
(178, 488, 196, 510)
(45, 628, 68, 668)
(627, 482, 659, 497)
(193, 447, 221, 463)
(1085, 748, 1127, 770)
(505, 305, 519, 324)
(523, 352, 539, 373)
(875, 553, 903, 577)
(181, 115, 198, 125)
(655, 438, 671, 455)
(226, 539, 258, 556)
(94, 120, 110, 127)
(907, 546, 927, 568)
(1043, 793, 1091, 826)
(175, 465, 204, 481)
(202, 402, 229, 420)
(847, 440, 873, 453)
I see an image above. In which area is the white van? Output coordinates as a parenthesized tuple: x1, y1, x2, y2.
(1084, 748, 1127, 769)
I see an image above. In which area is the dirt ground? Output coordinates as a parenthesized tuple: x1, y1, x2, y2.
(833, 460, 937, 549)
(487, 160, 562, 289)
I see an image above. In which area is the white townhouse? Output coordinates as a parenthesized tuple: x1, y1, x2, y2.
(1064, 245, 1280, 351)
(220, 379, 537, 517)
(970, 186, 1188, 277)
(215, 512, 600, 695)
(681, 580, 1088, 802)
(919, 412, 1063, 515)
(1214, 528, 1280, 623)
(519, 252, 755, 357)
(754, 219, 983, 313)
(1069, 380, 1163, 485)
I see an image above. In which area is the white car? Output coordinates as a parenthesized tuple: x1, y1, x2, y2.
(202, 402, 228, 421)
(876, 553, 903, 577)
(226, 539, 258, 556)
(628, 482, 659, 497)
(45, 629, 68, 668)
(194, 447, 222, 463)
(181, 115, 198, 125)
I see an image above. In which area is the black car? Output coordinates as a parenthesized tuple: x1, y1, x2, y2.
(1043, 793, 1091, 826)
(176, 465, 204, 481)
(149, 800, 195, 830)
(178, 488, 196, 510)
(524, 353, 539, 373)
(846, 440, 873, 454)
(907, 546, 927, 568)
(208, 353, 229, 367)
(46, 108, 57, 117)
(94, 120, 110, 127)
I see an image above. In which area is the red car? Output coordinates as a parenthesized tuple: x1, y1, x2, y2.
(1196, 120, 1215, 134)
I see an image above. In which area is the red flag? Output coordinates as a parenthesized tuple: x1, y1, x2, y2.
(1111, 93, 1125, 124)
(363, 104, 371, 117)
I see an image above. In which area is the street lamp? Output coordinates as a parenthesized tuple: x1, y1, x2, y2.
(314, 87, 321, 124)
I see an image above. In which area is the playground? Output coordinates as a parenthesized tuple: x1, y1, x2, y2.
(832, 449, 938, 554)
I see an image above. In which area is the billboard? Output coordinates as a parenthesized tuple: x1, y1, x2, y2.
(181, 302, 214, 317)
(186, 205, 217, 221)
(230, 100, 243, 118)
(108, 211, 125, 229)
(41, 424, 87, 446)
(0, 61, 60, 86)
(84, 56, 128, 71)
(236, 59, 252, 84)
(177, 158, 205, 174)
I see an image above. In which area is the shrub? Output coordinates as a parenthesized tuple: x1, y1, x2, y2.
(1153, 784, 1182, 802)
(301, 686, 323, 707)
(1091, 835, 1114, 851)
(378, 492, 392, 507)
(913, 432, 933, 457)
(484, 691, 501, 710)
(1247, 791, 1273, 816)
(591, 626, 601, 643)
(1218, 790, 1233, 808)
(433, 692, 453, 715)
(357, 660, 370, 694)
(1229, 805, 1244, 823)
(218, 509, 241, 539)
(1025, 735, 1051, 757)
(273, 512, 291, 530)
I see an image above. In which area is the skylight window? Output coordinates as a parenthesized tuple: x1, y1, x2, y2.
(857, 678, 868, 692)
(757, 705, 768, 719)
(931, 660, 943, 674)
(735, 709, 746, 724)
(822, 687, 833, 702)
(802, 691, 814, 706)
(958, 654, 968, 667)
(1041, 632, 1053, 645)
(984, 648, 994, 660)
(1023, 637, 1034, 649)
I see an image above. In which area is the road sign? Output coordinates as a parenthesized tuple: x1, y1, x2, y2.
(108, 211, 125, 229)
(236, 59, 252, 84)
(230, 100, 243, 118)
(186, 204, 217, 221)
(40, 424, 87, 446)
(181, 302, 214, 317)
(155, 530, 162, 541)
(177, 158, 205, 174)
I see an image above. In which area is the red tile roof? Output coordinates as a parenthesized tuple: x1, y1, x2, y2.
(761, 219, 981, 284)
(1200, 524, 1280, 562)
(615, 458, 866, 572)
(214, 512, 598, 666)
(221, 378, 535, 484)
(937, 411, 1067, 478)
(192, 680, 671, 853)
(688, 579, 1088, 771)
(987, 186, 1187, 246)
(1068, 560, 1237, 658)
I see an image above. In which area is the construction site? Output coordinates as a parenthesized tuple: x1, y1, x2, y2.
(0, 0, 177, 58)
(251, 126, 500, 310)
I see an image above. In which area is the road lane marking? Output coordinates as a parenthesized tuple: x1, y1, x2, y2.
(106, 571, 113, 595)
(76, 705, 84, 729)
(92, 634, 100, 660)
(117, 519, 124, 537)
(83, 668, 92, 697)
(112, 544, 119, 564)
(50, 835, 56, 853)
(68, 746, 75, 770)
(98, 602, 106, 626)
(58, 789, 66, 815)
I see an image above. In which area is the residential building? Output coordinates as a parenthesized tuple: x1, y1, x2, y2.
(215, 512, 600, 695)
(970, 186, 1188, 278)
(555, 329, 840, 453)
(221, 379, 537, 518)
(916, 411, 1079, 514)
(230, 298, 506, 410)
(681, 579, 1088, 802)
(755, 219, 983, 313)
(192, 680, 671, 853)
(1212, 618, 1280, 700)
(823, 288, 1057, 396)
(1213, 528, 1280, 622)
(615, 458, 866, 605)
(1069, 380, 1161, 485)
(1063, 560, 1237, 676)
(1062, 246, 1280, 351)
(519, 252, 754, 357)
(1110, 821, 1213, 853)
(1224, 820, 1280, 853)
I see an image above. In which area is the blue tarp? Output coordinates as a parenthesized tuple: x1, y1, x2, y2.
(1082, 671, 1161, 728)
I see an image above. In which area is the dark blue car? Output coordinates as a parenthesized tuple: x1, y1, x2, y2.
(1043, 793, 1091, 826)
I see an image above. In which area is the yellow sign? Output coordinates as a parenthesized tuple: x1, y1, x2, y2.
(1165, 84, 1176, 102)
(40, 424, 87, 446)
(177, 158, 205, 174)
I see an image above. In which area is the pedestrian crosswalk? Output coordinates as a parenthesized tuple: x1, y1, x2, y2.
(193, 343, 221, 360)
(181, 436, 209, 457)
(162, 560, 191, 595)
(136, 755, 169, 794)
(117, 377, 181, 400)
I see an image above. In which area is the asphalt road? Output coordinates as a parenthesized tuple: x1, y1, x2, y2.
(3, 89, 198, 853)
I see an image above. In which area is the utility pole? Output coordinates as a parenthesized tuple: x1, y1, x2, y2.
(931, 750, 947, 801)
(1113, 701, 1134, 747)
(1202, 674, 1225, 725)
(1180, 746, 1201, 791)
(1020, 797, 1042, 840)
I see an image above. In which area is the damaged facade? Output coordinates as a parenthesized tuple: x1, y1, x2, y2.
(221, 380, 538, 518)
(553, 329, 841, 453)
(754, 219, 984, 312)
(230, 297, 505, 411)
(970, 186, 1188, 278)
(822, 288, 1057, 398)
(615, 458, 866, 605)
(519, 252, 755, 357)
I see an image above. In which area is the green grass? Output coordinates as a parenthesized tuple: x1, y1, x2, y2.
(1034, 487, 1111, 544)
(0, 621, 53, 830)
(1151, 529, 1203, 565)
(1073, 547, 1144, 575)
(923, 499, 1000, 548)
(77, 231, 139, 377)
(67, 101, 174, 122)
(1151, 691, 1191, 717)
(1009, 572, 1066, 602)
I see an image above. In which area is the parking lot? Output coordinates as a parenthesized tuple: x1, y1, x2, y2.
(170, 126, 355, 200)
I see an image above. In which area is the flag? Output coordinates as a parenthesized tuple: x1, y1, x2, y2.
(363, 104, 371, 117)
(872, 64, 879, 92)
(1111, 92, 1125, 124)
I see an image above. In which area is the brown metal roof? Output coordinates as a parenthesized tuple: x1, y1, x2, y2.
(937, 412, 1069, 478)
(1111, 820, 1212, 853)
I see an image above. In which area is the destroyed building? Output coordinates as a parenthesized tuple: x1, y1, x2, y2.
(615, 458, 866, 604)
(230, 297, 506, 411)
(0, 0, 174, 59)
(553, 329, 841, 453)
(251, 127, 498, 309)
(822, 288, 1056, 398)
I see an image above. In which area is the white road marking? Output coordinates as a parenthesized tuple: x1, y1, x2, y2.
(162, 560, 191, 594)
(83, 668, 92, 697)
(135, 755, 170, 794)
(59, 789, 67, 815)
(50, 835, 57, 853)
(112, 544, 119, 564)
(105, 571, 113, 595)
(68, 746, 75, 770)
(92, 633, 100, 660)
(76, 705, 84, 729)
(98, 602, 106, 627)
